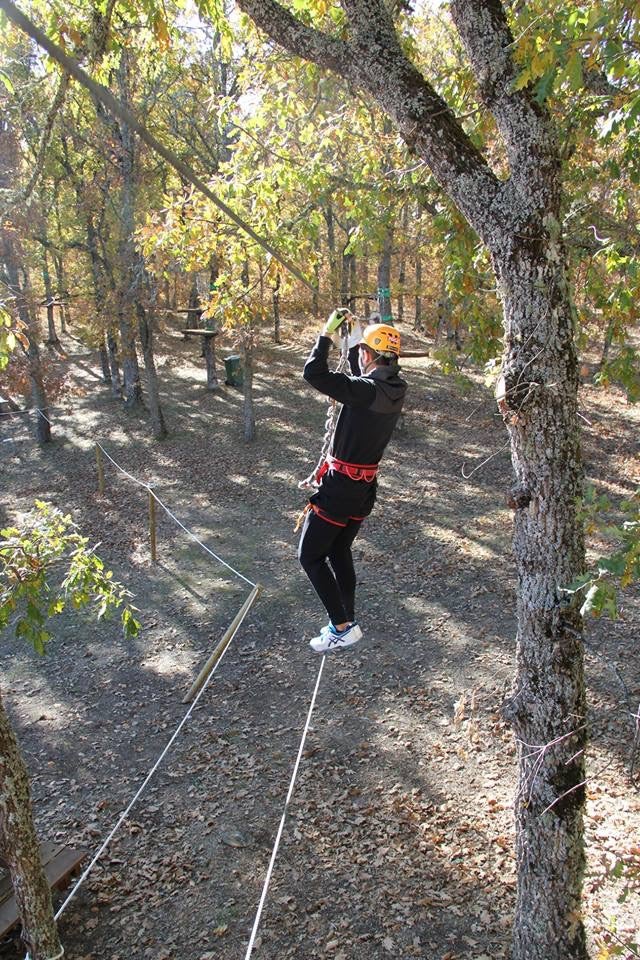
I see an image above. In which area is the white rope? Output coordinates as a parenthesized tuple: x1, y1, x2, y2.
(95, 442, 256, 587)
(244, 655, 326, 960)
(151, 490, 256, 588)
(25, 940, 65, 960)
(52, 618, 242, 922)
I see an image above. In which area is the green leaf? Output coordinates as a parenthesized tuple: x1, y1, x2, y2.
(566, 52, 583, 91)
(535, 66, 558, 104)
(0, 70, 14, 94)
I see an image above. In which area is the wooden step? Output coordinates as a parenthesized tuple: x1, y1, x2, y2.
(0, 843, 86, 939)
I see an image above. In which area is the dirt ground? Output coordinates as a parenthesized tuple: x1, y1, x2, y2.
(1, 319, 639, 960)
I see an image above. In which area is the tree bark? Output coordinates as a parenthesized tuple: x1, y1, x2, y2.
(498, 234, 586, 960)
(116, 50, 142, 410)
(272, 269, 281, 343)
(52, 254, 70, 333)
(106, 330, 121, 398)
(376, 221, 393, 322)
(397, 203, 409, 323)
(236, 3, 588, 957)
(137, 300, 167, 440)
(0, 691, 62, 960)
(324, 203, 340, 303)
(203, 336, 219, 390)
(242, 334, 255, 442)
(0, 243, 51, 444)
(42, 250, 59, 345)
(414, 254, 423, 331)
(99, 341, 111, 383)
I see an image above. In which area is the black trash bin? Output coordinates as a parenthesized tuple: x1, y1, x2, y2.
(224, 354, 244, 388)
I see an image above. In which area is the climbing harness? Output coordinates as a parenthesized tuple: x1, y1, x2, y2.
(322, 454, 379, 484)
(295, 501, 366, 532)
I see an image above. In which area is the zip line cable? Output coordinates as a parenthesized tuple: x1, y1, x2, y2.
(244, 655, 326, 960)
(0, 0, 316, 294)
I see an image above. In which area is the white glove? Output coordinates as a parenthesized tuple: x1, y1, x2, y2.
(348, 321, 363, 350)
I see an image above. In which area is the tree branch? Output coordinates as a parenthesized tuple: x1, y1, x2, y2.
(237, 0, 505, 243)
(449, 0, 559, 217)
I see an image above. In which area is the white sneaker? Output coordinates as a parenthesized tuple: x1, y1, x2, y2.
(310, 622, 363, 653)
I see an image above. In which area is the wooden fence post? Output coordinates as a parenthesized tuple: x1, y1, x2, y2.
(182, 584, 261, 703)
(149, 489, 157, 562)
(96, 444, 105, 495)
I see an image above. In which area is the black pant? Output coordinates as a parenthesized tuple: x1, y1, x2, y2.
(298, 510, 362, 625)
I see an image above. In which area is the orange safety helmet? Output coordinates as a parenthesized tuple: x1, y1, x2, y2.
(359, 323, 401, 358)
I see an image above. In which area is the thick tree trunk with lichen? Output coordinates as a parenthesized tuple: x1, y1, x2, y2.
(237, 1, 588, 957)
(496, 234, 586, 958)
(0, 692, 62, 960)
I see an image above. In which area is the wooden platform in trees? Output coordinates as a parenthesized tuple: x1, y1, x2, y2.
(0, 842, 86, 939)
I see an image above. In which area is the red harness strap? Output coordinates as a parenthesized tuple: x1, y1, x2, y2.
(315, 455, 379, 484)
(311, 504, 365, 527)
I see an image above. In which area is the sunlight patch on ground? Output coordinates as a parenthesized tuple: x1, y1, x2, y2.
(17, 693, 75, 730)
(141, 649, 197, 678)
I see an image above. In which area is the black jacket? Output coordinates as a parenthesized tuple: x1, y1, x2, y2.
(303, 335, 407, 521)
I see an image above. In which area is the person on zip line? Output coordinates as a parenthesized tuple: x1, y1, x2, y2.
(298, 308, 407, 653)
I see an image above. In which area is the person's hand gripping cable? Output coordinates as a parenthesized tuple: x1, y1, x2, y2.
(322, 307, 363, 349)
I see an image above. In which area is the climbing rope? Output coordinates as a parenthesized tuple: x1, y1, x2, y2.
(298, 317, 354, 492)
(244, 655, 326, 959)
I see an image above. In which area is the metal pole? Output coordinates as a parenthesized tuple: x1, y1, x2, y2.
(182, 584, 261, 704)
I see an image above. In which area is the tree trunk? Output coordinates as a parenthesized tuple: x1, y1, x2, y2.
(116, 50, 142, 410)
(52, 253, 70, 333)
(415, 256, 423, 331)
(272, 270, 281, 343)
(27, 332, 51, 445)
(0, 691, 62, 960)
(341, 224, 355, 308)
(397, 204, 409, 324)
(349, 251, 357, 311)
(361, 251, 371, 320)
(324, 204, 340, 303)
(497, 238, 586, 960)
(312, 234, 320, 319)
(99, 342, 110, 382)
(600, 318, 615, 366)
(42, 251, 59, 345)
(137, 302, 167, 440)
(242, 335, 255, 442)
(203, 336, 219, 390)
(106, 330, 121, 398)
(1, 249, 51, 444)
(377, 222, 393, 322)
(235, 3, 589, 957)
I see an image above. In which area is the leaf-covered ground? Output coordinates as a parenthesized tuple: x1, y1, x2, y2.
(1, 321, 638, 960)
